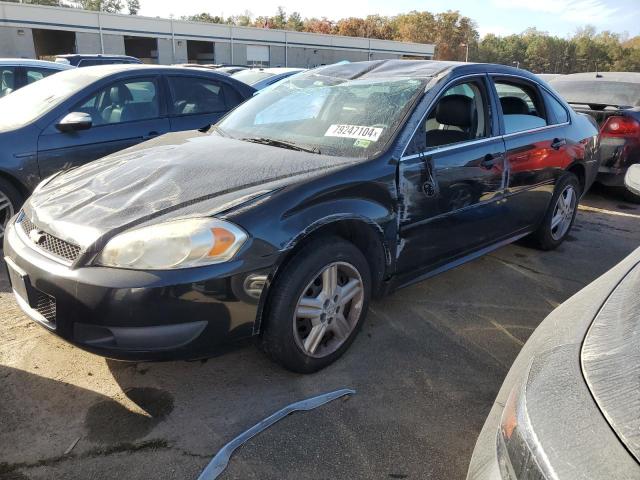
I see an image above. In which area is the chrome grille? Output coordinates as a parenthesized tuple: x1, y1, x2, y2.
(20, 216, 82, 263)
(33, 289, 56, 325)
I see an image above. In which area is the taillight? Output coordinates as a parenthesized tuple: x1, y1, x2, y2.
(600, 116, 640, 137)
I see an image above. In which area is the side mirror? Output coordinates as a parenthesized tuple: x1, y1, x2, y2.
(624, 164, 640, 196)
(56, 112, 92, 133)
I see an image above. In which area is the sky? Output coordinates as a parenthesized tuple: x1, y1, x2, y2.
(138, 0, 640, 38)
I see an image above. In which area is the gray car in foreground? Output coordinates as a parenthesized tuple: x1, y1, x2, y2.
(467, 167, 640, 479)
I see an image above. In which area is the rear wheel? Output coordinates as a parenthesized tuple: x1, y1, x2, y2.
(0, 178, 22, 242)
(530, 173, 580, 250)
(261, 236, 371, 373)
(622, 186, 640, 204)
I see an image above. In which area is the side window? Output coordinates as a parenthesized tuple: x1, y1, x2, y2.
(421, 79, 490, 149)
(168, 76, 227, 115)
(494, 80, 547, 134)
(0, 67, 16, 97)
(544, 91, 569, 124)
(26, 68, 57, 85)
(74, 78, 160, 126)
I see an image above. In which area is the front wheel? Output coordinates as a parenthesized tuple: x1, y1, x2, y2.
(530, 173, 580, 250)
(260, 236, 371, 373)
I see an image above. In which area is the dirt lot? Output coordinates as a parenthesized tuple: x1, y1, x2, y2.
(1, 185, 639, 480)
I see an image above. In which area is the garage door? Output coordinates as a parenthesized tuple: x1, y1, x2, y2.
(247, 45, 269, 66)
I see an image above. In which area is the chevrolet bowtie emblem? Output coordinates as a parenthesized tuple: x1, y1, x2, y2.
(29, 229, 46, 245)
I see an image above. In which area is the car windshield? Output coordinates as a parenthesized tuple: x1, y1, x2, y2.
(218, 71, 425, 158)
(0, 68, 103, 132)
(550, 79, 640, 108)
(232, 70, 275, 85)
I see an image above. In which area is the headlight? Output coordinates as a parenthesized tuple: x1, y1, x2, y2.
(96, 218, 247, 270)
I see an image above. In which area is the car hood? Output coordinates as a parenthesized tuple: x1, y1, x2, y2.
(26, 130, 358, 248)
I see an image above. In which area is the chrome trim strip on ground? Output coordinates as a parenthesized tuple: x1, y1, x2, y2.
(196, 388, 356, 480)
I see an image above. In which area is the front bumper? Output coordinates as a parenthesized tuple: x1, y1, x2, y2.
(2, 217, 274, 361)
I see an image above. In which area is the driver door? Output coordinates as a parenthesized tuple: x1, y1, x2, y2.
(37, 76, 170, 178)
(396, 75, 507, 279)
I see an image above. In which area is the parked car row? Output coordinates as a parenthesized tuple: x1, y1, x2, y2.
(2, 60, 599, 374)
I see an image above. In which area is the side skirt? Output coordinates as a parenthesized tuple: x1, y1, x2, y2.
(389, 230, 532, 292)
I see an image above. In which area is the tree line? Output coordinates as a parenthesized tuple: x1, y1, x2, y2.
(8, 2, 640, 73)
(184, 8, 640, 73)
(5, 0, 140, 15)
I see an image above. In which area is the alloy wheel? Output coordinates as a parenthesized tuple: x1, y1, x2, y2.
(293, 261, 364, 358)
(0, 190, 14, 242)
(550, 184, 577, 241)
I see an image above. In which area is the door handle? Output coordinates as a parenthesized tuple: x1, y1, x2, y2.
(480, 154, 498, 169)
(143, 131, 159, 140)
(551, 138, 566, 150)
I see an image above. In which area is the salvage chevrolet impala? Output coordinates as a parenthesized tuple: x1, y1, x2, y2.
(3, 61, 599, 373)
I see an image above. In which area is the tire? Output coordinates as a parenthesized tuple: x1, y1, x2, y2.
(530, 173, 580, 250)
(0, 178, 23, 242)
(622, 187, 640, 204)
(260, 236, 371, 373)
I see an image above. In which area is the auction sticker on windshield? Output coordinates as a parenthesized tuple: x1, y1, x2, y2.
(325, 124, 383, 142)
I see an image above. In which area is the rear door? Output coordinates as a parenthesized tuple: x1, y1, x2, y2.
(397, 75, 507, 277)
(37, 75, 170, 178)
(166, 75, 235, 132)
(490, 76, 573, 233)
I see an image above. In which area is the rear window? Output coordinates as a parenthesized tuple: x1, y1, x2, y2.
(232, 70, 274, 86)
(550, 80, 640, 108)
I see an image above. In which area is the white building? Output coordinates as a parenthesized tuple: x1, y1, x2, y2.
(0, 2, 435, 67)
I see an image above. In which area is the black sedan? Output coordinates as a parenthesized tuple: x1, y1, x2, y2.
(467, 165, 640, 478)
(0, 64, 255, 239)
(3, 60, 599, 373)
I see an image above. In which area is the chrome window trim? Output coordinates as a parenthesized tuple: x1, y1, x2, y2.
(502, 121, 570, 139)
(399, 70, 573, 162)
(400, 136, 500, 161)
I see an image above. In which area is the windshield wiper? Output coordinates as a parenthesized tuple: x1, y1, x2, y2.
(240, 137, 321, 154)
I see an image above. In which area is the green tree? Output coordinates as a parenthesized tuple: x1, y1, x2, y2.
(183, 13, 227, 24)
(125, 0, 139, 15)
(285, 11, 304, 32)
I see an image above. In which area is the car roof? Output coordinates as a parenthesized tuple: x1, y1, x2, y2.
(55, 54, 139, 60)
(0, 58, 73, 70)
(250, 67, 304, 74)
(550, 72, 640, 84)
(313, 59, 534, 82)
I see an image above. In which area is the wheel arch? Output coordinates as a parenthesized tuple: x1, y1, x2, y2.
(566, 162, 586, 195)
(254, 215, 391, 334)
(0, 169, 29, 202)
